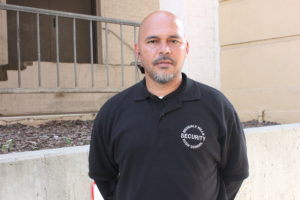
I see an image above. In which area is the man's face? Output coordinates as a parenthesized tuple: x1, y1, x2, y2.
(135, 12, 189, 84)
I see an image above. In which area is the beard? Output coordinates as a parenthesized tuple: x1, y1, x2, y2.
(151, 71, 175, 84)
(145, 55, 177, 84)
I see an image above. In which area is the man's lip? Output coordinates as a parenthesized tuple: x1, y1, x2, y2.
(157, 60, 172, 64)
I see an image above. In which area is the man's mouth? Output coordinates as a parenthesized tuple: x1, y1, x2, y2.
(157, 60, 172, 65)
(152, 56, 176, 66)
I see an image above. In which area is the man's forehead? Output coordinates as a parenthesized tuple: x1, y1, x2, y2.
(145, 34, 183, 40)
(138, 11, 185, 40)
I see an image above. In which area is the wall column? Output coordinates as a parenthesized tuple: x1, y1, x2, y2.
(160, 0, 220, 88)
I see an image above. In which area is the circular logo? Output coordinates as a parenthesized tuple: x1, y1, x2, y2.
(181, 125, 206, 149)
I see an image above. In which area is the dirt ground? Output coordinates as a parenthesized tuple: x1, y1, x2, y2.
(0, 120, 279, 154)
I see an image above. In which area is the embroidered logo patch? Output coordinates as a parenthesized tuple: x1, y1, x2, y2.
(181, 124, 206, 149)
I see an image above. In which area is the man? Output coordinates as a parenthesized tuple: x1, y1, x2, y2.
(89, 11, 249, 200)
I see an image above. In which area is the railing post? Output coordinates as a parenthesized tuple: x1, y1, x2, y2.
(55, 15, 60, 88)
(89, 20, 94, 88)
(120, 24, 124, 87)
(73, 18, 78, 88)
(0, 4, 140, 93)
(36, 13, 42, 87)
(16, 11, 21, 88)
(105, 22, 109, 86)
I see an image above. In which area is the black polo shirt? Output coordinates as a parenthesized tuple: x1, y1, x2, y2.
(89, 73, 249, 200)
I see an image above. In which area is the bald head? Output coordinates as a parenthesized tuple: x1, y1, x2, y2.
(134, 10, 189, 86)
(138, 11, 186, 42)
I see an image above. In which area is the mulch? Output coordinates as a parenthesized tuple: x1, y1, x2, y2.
(0, 120, 279, 154)
(0, 120, 92, 154)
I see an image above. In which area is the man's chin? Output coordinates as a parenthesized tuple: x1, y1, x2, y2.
(152, 73, 175, 84)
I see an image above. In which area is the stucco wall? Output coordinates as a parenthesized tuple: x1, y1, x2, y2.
(220, 0, 300, 123)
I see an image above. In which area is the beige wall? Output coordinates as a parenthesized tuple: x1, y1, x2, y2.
(100, 0, 159, 21)
(98, 0, 159, 65)
(220, 0, 300, 123)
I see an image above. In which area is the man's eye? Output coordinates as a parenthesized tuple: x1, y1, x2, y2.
(170, 40, 180, 44)
(147, 40, 157, 44)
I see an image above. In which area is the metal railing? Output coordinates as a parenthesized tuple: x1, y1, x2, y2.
(0, 3, 140, 94)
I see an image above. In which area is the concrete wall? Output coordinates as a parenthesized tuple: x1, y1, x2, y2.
(236, 124, 300, 200)
(0, 146, 92, 200)
(160, 0, 220, 88)
(1, 124, 299, 200)
(0, 62, 138, 89)
(0, 92, 116, 116)
(219, 0, 300, 123)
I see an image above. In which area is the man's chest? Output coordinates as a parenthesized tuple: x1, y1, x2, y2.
(110, 101, 222, 168)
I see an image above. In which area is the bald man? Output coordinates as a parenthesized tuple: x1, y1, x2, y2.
(89, 11, 249, 200)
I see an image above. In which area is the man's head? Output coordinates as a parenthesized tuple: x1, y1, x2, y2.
(135, 11, 189, 84)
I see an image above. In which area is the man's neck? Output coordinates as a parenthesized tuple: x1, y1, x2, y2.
(145, 74, 182, 97)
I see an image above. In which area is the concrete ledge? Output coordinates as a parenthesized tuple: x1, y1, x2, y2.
(0, 124, 299, 200)
(0, 145, 89, 162)
(0, 145, 92, 200)
(236, 123, 300, 200)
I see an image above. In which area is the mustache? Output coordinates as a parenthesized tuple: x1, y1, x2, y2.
(152, 56, 176, 65)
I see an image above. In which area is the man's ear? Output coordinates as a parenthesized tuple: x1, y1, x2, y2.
(185, 41, 190, 55)
(134, 44, 140, 58)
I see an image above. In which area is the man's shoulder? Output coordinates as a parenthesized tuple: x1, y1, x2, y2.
(188, 78, 226, 100)
(187, 77, 234, 110)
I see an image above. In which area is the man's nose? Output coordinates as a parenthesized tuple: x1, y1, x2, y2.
(159, 42, 171, 54)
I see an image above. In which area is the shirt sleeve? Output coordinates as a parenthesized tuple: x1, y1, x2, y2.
(89, 111, 119, 200)
(224, 179, 243, 200)
(220, 106, 249, 199)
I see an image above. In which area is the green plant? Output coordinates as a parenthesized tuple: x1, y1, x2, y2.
(1, 139, 14, 153)
(64, 137, 73, 146)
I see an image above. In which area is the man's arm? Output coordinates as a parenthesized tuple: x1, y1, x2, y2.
(89, 111, 119, 200)
(224, 179, 243, 200)
(93, 178, 118, 200)
(220, 106, 249, 200)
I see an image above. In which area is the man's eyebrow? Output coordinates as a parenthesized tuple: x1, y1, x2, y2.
(145, 35, 183, 40)
(145, 35, 159, 40)
(169, 35, 181, 39)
